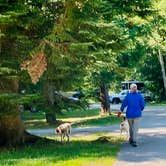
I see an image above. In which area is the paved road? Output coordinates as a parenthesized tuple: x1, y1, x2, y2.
(28, 125, 120, 137)
(114, 105, 166, 166)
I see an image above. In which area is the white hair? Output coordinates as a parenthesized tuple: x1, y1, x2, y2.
(130, 83, 137, 90)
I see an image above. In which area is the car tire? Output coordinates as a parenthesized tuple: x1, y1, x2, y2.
(112, 98, 120, 104)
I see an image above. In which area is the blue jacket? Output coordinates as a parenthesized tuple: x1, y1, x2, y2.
(120, 92, 145, 118)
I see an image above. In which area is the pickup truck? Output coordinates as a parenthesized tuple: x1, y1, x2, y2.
(109, 90, 153, 104)
(109, 90, 129, 104)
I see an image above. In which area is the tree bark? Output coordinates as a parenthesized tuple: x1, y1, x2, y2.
(43, 81, 57, 124)
(0, 114, 24, 146)
(158, 49, 166, 98)
(0, 114, 45, 146)
(0, 78, 19, 93)
(100, 82, 111, 115)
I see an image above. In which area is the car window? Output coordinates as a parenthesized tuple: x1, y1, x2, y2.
(122, 91, 128, 95)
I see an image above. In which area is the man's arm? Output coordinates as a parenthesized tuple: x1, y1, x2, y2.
(139, 94, 145, 111)
(117, 94, 128, 117)
(120, 94, 128, 112)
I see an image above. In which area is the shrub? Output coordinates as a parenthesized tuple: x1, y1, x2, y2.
(0, 95, 19, 118)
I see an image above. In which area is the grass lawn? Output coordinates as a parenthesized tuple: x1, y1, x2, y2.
(0, 134, 124, 166)
(21, 109, 122, 129)
(73, 114, 121, 128)
(147, 101, 166, 106)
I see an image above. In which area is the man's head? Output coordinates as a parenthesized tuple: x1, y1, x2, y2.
(130, 83, 137, 93)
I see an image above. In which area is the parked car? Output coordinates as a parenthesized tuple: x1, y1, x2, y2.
(141, 91, 154, 101)
(54, 91, 80, 102)
(109, 90, 129, 104)
(109, 90, 153, 104)
(20, 103, 38, 112)
(68, 96, 80, 102)
(121, 81, 144, 91)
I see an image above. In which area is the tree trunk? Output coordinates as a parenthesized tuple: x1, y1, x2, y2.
(158, 49, 166, 98)
(0, 114, 24, 146)
(0, 98, 56, 146)
(0, 78, 19, 93)
(100, 82, 111, 115)
(43, 81, 57, 124)
(0, 113, 45, 146)
(45, 112, 56, 124)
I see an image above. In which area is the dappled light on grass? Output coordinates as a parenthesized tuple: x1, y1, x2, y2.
(57, 109, 100, 118)
(23, 119, 48, 129)
(0, 134, 124, 166)
(21, 111, 46, 121)
(53, 157, 115, 166)
(73, 113, 121, 127)
(21, 109, 121, 129)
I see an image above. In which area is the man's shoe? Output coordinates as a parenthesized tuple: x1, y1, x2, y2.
(131, 142, 138, 147)
(129, 138, 133, 144)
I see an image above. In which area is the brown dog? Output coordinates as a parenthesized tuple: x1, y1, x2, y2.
(56, 123, 71, 142)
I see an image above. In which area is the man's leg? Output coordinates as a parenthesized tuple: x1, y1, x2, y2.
(128, 118, 140, 147)
(127, 118, 134, 143)
(132, 118, 140, 143)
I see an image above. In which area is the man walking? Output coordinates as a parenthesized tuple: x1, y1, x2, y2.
(118, 83, 145, 147)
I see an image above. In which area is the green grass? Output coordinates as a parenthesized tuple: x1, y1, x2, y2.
(20, 111, 48, 129)
(147, 101, 166, 106)
(21, 109, 121, 129)
(58, 109, 100, 118)
(21, 109, 100, 123)
(21, 111, 46, 121)
(0, 134, 124, 166)
(73, 114, 121, 127)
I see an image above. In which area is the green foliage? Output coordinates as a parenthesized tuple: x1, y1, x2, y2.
(0, 67, 17, 75)
(136, 48, 165, 100)
(0, 0, 63, 88)
(107, 0, 153, 16)
(1, 0, 165, 112)
(0, 93, 44, 113)
(18, 94, 45, 112)
(111, 0, 166, 99)
(0, 96, 18, 117)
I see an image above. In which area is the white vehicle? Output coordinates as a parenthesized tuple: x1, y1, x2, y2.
(141, 91, 153, 101)
(122, 81, 153, 101)
(109, 89, 153, 104)
(109, 90, 129, 104)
